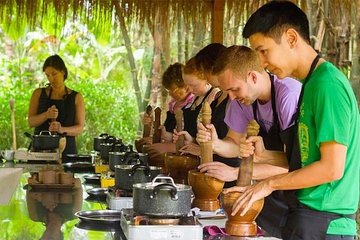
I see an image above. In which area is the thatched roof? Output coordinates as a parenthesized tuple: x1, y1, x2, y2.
(0, 0, 358, 85)
(0, 0, 354, 38)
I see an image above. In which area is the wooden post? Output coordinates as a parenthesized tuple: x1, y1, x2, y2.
(237, 120, 260, 186)
(211, 0, 225, 44)
(200, 102, 213, 164)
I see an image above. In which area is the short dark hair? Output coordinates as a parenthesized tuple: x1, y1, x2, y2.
(162, 63, 185, 89)
(243, 1, 310, 44)
(194, 43, 226, 75)
(43, 54, 68, 80)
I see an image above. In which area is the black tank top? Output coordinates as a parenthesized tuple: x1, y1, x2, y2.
(35, 87, 78, 162)
(211, 92, 240, 188)
(163, 111, 176, 132)
(182, 87, 214, 138)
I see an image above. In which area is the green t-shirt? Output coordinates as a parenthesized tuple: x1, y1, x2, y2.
(296, 61, 360, 235)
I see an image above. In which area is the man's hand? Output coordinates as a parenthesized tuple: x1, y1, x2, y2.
(198, 161, 238, 182)
(223, 179, 273, 216)
(238, 136, 266, 159)
(173, 129, 193, 144)
(196, 123, 219, 149)
(179, 142, 200, 156)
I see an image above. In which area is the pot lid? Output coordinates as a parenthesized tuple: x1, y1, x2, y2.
(133, 175, 191, 191)
(114, 164, 161, 170)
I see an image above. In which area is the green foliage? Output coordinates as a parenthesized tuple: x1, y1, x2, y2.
(0, 20, 141, 152)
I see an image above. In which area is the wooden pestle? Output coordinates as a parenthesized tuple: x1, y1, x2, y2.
(152, 107, 162, 143)
(143, 105, 153, 138)
(200, 101, 213, 164)
(175, 109, 185, 152)
(237, 120, 260, 186)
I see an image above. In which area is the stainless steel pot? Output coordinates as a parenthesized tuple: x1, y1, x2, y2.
(114, 164, 161, 190)
(133, 176, 192, 217)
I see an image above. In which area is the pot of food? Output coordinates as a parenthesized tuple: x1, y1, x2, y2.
(24, 131, 63, 151)
(93, 133, 109, 151)
(114, 163, 161, 190)
(109, 152, 126, 171)
(133, 175, 192, 217)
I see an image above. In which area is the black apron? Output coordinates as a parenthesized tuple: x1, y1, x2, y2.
(211, 93, 240, 188)
(163, 111, 176, 132)
(250, 74, 288, 238)
(182, 87, 214, 138)
(35, 87, 78, 162)
(279, 55, 355, 239)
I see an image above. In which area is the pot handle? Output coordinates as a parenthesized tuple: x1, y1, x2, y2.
(129, 164, 150, 177)
(24, 132, 34, 151)
(105, 136, 116, 144)
(151, 175, 176, 187)
(151, 183, 178, 200)
(99, 133, 109, 137)
(24, 132, 34, 140)
(39, 130, 52, 136)
(126, 156, 139, 165)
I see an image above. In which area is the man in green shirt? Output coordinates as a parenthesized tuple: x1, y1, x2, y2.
(223, 1, 360, 239)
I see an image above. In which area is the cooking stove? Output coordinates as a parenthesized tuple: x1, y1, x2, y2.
(15, 148, 61, 163)
(106, 189, 133, 210)
(120, 208, 203, 240)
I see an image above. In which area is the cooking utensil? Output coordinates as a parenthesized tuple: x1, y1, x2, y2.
(86, 187, 108, 198)
(93, 133, 109, 151)
(109, 152, 126, 171)
(83, 174, 101, 185)
(24, 131, 62, 151)
(62, 162, 94, 173)
(75, 209, 122, 224)
(114, 163, 162, 190)
(133, 175, 192, 217)
(76, 220, 121, 232)
(9, 99, 16, 150)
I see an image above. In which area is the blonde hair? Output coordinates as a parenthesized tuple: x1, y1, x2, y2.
(183, 57, 206, 81)
(213, 45, 265, 79)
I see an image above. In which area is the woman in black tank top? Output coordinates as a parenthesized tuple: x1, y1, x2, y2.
(178, 44, 241, 188)
(28, 55, 85, 162)
(176, 57, 219, 142)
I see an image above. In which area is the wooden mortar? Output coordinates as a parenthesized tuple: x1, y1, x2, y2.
(188, 101, 224, 211)
(223, 119, 264, 236)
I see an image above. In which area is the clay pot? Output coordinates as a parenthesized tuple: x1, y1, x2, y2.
(42, 170, 56, 184)
(221, 192, 264, 236)
(59, 172, 74, 185)
(165, 154, 199, 184)
(188, 170, 224, 211)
